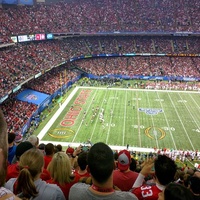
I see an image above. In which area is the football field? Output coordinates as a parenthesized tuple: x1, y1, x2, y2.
(36, 86, 200, 152)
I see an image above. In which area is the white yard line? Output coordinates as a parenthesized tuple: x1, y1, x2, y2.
(146, 91, 159, 149)
(156, 91, 177, 149)
(106, 90, 118, 144)
(122, 90, 127, 146)
(136, 91, 142, 147)
(189, 93, 200, 110)
(167, 93, 195, 151)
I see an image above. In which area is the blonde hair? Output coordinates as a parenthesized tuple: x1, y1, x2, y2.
(16, 148, 44, 198)
(47, 152, 74, 185)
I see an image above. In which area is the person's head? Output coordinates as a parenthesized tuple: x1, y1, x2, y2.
(55, 144, 63, 152)
(87, 142, 114, 184)
(8, 133, 16, 145)
(158, 183, 194, 200)
(16, 148, 44, 198)
(47, 152, 74, 185)
(45, 143, 55, 156)
(38, 143, 45, 151)
(0, 109, 8, 187)
(77, 151, 88, 171)
(27, 135, 39, 147)
(130, 157, 137, 172)
(15, 141, 33, 161)
(154, 155, 177, 186)
(66, 146, 74, 157)
(193, 171, 200, 179)
(117, 149, 131, 171)
(15, 134, 23, 144)
(189, 176, 200, 196)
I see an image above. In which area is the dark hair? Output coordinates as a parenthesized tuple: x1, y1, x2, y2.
(87, 142, 114, 184)
(8, 133, 16, 144)
(164, 183, 194, 200)
(189, 176, 200, 195)
(78, 152, 88, 171)
(55, 144, 62, 152)
(130, 158, 137, 172)
(45, 143, 55, 155)
(154, 155, 177, 186)
(38, 143, 45, 150)
(113, 151, 118, 161)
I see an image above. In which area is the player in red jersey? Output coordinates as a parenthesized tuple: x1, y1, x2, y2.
(131, 155, 177, 200)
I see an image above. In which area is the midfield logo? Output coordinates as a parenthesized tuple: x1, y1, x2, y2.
(139, 108, 163, 115)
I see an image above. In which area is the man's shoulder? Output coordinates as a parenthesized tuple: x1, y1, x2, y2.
(7, 163, 18, 170)
(69, 184, 138, 200)
(115, 191, 138, 200)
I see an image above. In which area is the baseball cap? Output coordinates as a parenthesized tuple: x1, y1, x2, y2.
(66, 147, 74, 155)
(118, 150, 131, 171)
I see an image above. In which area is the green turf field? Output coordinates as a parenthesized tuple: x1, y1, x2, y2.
(36, 86, 200, 151)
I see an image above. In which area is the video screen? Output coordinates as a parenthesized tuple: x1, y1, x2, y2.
(18, 35, 35, 42)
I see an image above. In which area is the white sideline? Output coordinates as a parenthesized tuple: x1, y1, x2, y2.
(37, 87, 79, 140)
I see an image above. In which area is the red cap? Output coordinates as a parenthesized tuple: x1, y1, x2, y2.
(66, 147, 74, 155)
(117, 150, 131, 171)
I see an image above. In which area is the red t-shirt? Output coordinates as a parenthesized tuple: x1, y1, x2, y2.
(132, 185, 162, 200)
(44, 155, 53, 169)
(113, 170, 139, 191)
(73, 170, 90, 180)
(46, 175, 79, 200)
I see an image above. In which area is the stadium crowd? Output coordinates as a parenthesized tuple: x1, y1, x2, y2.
(0, 0, 200, 36)
(1, 36, 200, 98)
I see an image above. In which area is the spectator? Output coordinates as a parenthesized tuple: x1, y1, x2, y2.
(6, 141, 51, 182)
(0, 109, 21, 200)
(132, 155, 177, 200)
(5, 148, 65, 200)
(74, 152, 90, 180)
(69, 142, 138, 200)
(113, 150, 139, 191)
(44, 143, 55, 169)
(38, 143, 45, 154)
(8, 133, 17, 164)
(55, 144, 63, 152)
(47, 152, 79, 200)
(14, 134, 23, 145)
(27, 135, 39, 147)
(189, 175, 200, 199)
(158, 182, 194, 200)
(6, 141, 34, 181)
(130, 157, 138, 172)
(66, 146, 75, 158)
